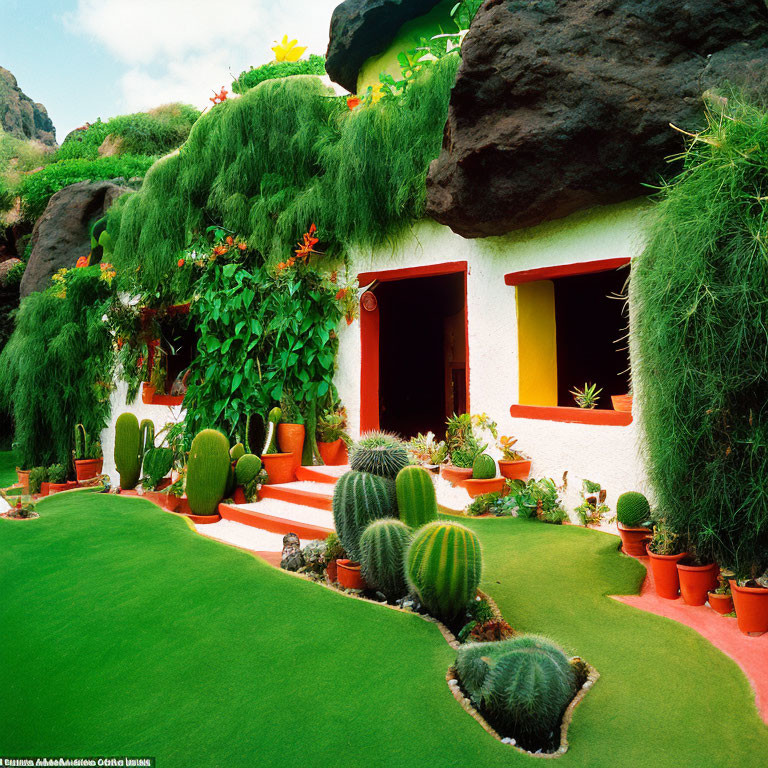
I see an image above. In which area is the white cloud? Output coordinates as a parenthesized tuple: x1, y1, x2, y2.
(69, 0, 342, 112)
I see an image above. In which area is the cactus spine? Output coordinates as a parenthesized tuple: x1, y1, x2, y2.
(616, 491, 650, 527)
(472, 453, 496, 480)
(349, 431, 409, 479)
(114, 413, 141, 490)
(359, 518, 412, 599)
(396, 465, 437, 528)
(406, 521, 482, 620)
(186, 429, 231, 516)
(262, 407, 282, 455)
(332, 470, 395, 561)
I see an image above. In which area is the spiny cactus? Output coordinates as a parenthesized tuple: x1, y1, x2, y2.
(616, 491, 650, 527)
(230, 442, 245, 461)
(472, 453, 496, 480)
(262, 407, 282, 454)
(396, 465, 437, 528)
(139, 419, 155, 458)
(349, 431, 409, 480)
(236, 454, 263, 485)
(406, 520, 482, 620)
(332, 470, 395, 561)
(143, 447, 174, 487)
(186, 429, 231, 516)
(73, 423, 87, 460)
(359, 518, 412, 599)
(114, 413, 141, 490)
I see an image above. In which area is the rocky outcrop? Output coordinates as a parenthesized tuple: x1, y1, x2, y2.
(326, 0, 443, 92)
(426, 0, 768, 237)
(20, 181, 128, 297)
(0, 67, 56, 146)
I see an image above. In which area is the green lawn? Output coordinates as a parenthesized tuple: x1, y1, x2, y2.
(0, 447, 17, 487)
(1, 488, 766, 767)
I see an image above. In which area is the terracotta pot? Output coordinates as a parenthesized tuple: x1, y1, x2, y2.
(611, 394, 633, 412)
(326, 558, 338, 583)
(75, 458, 103, 482)
(617, 522, 651, 557)
(16, 469, 30, 490)
(440, 465, 473, 487)
(278, 423, 305, 476)
(66, 480, 79, 490)
(498, 459, 531, 480)
(233, 487, 247, 504)
(729, 580, 768, 636)
(462, 477, 507, 499)
(39, 482, 50, 497)
(261, 453, 295, 484)
(646, 546, 687, 599)
(317, 439, 348, 466)
(141, 383, 155, 404)
(676, 562, 719, 606)
(337, 559, 366, 590)
(48, 482, 68, 495)
(163, 494, 181, 513)
(708, 592, 734, 616)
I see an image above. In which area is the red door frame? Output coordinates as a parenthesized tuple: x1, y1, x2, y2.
(358, 261, 469, 433)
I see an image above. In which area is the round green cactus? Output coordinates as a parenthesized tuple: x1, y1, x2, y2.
(406, 520, 482, 620)
(230, 442, 245, 462)
(396, 465, 437, 528)
(332, 470, 395, 561)
(349, 431, 409, 480)
(472, 453, 496, 480)
(236, 454, 263, 485)
(616, 491, 650, 527)
(359, 518, 412, 599)
(186, 429, 232, 516)
(114, 413, 140, 490)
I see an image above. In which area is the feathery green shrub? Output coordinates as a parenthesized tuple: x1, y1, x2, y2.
(359, 518, 412, 599)
(114, 413, 141, 490)
(142, 447, 174, 489)
(349, 432, 409, 480)
(472, 453, 496, 480)
(406, 520, 482, 620)
(186, 429, 231, 516)
(232, 55, 327, 94)
(633, 95, 768, 576)
(395, 465, 437, 528)
(616, 491, 650, 527)
(28, 465, 47, 493)
(332, 470, 395, 561)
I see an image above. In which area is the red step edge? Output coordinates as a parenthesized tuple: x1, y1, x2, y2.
(260, 484, 333, 511)
(295, 466, 344, 485)
(218, 502, 333, 540)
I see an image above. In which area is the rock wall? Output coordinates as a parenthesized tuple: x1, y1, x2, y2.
(0, 67, 56, 146)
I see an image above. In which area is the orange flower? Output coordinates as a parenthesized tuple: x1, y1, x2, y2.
(213, 245, 229, 256)
(100, 262, 113, 271)
(237, 242, 247, 251)
(226, 236, 234, 245)
(75, 256, 88, 268)
(210, 87, 228, 105)
(335, 288, 348, 300)
(295, 223, 320, 262)
(178, 258, 185, 267)
(347, 96, 361, 110)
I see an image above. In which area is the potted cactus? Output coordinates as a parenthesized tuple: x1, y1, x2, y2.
(260, 407, 295, 484)
(676, 543, 719, 607)
(185, 429, 231, 519)
(462, 454, 506, 498)
(114, 415, 153, 491)
(497, 435, 531, 480)
(73, 423, 103, 481)
(349, 431, 409, 479)
(234, 453, 265, 503)
(616, 491, 652, 556)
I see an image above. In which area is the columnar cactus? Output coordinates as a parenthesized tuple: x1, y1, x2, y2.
(186, 429, 232, 516)
(349, 431, 409, 479)
(396, 465, 437, 528)
(262, 407, 282, 454)
(616, 491, 650, 527)
(235, 454, 262, 485)
(114, 412, 141, 490)
(73, 423, 87, 460)
(139, 419, 155, 459)
(332, 470, 395, 561)
(359, 518, 412, 599)
(406, 521, 482, 620)
(472, 453, 496, 479)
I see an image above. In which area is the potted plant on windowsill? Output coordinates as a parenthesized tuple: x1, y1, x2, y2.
(615, 491, 652, 557)
(570, 382, 603, 409)
(646, 519, 686, 599)
(47, 463, 68, 494)
(260, 407, 294, 484)
(316, 406, 350, 466)
(73, 424, 103, 481)
(497, 435, 531, 480)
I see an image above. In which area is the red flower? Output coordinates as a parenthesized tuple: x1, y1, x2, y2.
(347, 96, 361, 110)
(295, 223, 320, 263)
(75, 256, 88, 268)
(335, 288, 348, 300)
(225, 236, 234, 245)
(213, 245, 228, 256)
(178, 258, 185, 267)
(210, 87, 228, 105)
(237, 242, 247, 251)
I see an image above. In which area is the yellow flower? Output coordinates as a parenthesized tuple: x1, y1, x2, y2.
(272, 35, 307, 62)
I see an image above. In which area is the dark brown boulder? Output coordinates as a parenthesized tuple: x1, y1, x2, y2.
(0, 67, 56, 146)
(326, 0, 444, 92)
(426, 0, 768, 238)
(20, 181, 128, 297)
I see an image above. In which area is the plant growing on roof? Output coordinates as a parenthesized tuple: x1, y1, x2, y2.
(570, 382, 603, 409)
(349, 431, 409, 480)
(359, 518, 412, 600)
(395, 465, 437, 529)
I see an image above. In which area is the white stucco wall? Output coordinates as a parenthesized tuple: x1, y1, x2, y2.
(335, 199, 651, 514)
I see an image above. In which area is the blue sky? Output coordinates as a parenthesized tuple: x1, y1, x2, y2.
(2, 0, 342, 141)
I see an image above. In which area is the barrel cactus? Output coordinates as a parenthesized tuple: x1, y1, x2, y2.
(616, 491, 650, 527)
(332, 470, 395, 561)
(406, 521, 482, 620)
(472, 453, 496, 480)
(114, 413, 141, 490)
(186, 429, 231, 516)
(396, 465, 437, 528)
(230, 442, 245, 462)
(142, 447, 174, 488)
(349, 431, 409, 480)
(359, 518, 412, 599)
(236, 454, 263, 485)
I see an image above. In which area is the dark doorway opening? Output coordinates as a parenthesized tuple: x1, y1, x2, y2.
(376, 271, 466, 440)
(553, 269, 629, 409)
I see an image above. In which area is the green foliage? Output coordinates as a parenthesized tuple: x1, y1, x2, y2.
(502, 477, 568, 524)
(633, 95, 768, 576)
(465, 492, 502, 517)
(472, 453, 496, 480)
(0, 267, 115, 469)
(139, 418, 155, 459)
(230, 442, 245, 462)
(359, 518, 412, 599)
(323, 530, 345, 562)
(28, 465, 47, 493)
(232, 54, 327, 94)
(47, 463, 67, 484)
(446, 413, 485, 468)
(406, 520, 482, 620)
(114, 413, 141, 490)
(349, 431, 409, 480)
(332, 470, 395, 561)
(73, 424, 87, 461)
(263, 407, 282, 455)
(616, 491, 650, 527)
(235, 453, 262, 484)
(185, 429, 231, 516)
(1, 260, 25, 287)
(142, 447, 174, 490)
(455, 635, 576, 749)
(395, 465, 437, 528)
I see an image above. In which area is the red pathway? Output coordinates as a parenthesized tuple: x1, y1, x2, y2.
(613, 555, 768, 724)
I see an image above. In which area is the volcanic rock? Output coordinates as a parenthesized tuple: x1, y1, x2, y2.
(0, 67, 56, 146)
